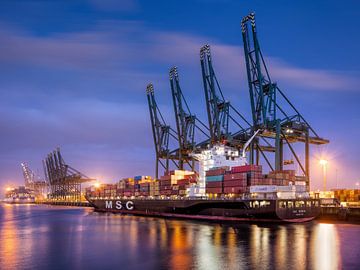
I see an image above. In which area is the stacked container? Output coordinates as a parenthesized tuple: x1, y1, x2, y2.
(223, 172, 247, 194)
(177, 174, 197, 196)
(205, 167, 226, 194)
(159, 170, 195, 196)
(159, 175, 172, 196)
(267, 170, 295, 186)
(333, 189, 360, 202)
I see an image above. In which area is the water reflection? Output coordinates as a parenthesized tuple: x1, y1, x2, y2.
(0, 204, 354, 270)
(311, 224, 340, 270)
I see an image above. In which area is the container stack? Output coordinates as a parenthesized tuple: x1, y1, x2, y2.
(137, 176, 152, 197)
(177, 175, 197, 196)
(223, 172, 247, 194)
(120, 178, 135, 197)
(149, 180, 160, 196)
(266, 170, 295, 186)
(86, 184, 119, 198)
(333, 189, 360, 203)
(159, 174, 172, 196)
(159, 170, 195, 196)
(205, 167, 226, 194)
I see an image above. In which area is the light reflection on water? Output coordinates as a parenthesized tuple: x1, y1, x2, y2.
(0, 204, 358, 270)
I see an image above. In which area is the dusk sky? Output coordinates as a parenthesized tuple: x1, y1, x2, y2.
(0, 0, 359, 190)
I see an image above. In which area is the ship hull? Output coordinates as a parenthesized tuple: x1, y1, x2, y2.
(87, 198, 320, 223)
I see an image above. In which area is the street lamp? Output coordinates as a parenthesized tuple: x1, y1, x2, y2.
(320, 159, 328, 191)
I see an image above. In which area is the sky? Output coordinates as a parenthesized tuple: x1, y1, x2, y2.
(0, 0, 359, 190)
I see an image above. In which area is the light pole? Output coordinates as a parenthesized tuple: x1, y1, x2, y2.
(320, 159, 328, 191)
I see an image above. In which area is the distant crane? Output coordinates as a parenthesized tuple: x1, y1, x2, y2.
(44, 148, 93, 201)
(21, 162, 48, 198)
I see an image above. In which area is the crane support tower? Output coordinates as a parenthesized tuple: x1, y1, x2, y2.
(241, 12, 329, 189)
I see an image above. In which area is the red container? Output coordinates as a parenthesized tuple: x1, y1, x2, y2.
(205, 187, 222, 194)
(177, 179, 189, 186)
(160, 175, 171, 181)
(223, 187, 246, 194)
(160, 190, 172, 195)
(206, 168, 226, 176)
(224, 173, 247, 181)
(231, 165, 262, 173)
(206, 181, 223, 188)
(160, 180, 171, 186)
(223, 179, 247, 187)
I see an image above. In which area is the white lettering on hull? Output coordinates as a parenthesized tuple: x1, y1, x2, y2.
(116, 201, 122, 209)
(126, 201, 134, 210)
(105, 201, 113, 209)
(104, 200, 134, 210)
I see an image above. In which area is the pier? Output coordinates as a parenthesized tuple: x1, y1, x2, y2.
(35, 200, 90, 207)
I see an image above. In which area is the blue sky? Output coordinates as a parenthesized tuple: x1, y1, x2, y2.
(0, 0, 359, 190)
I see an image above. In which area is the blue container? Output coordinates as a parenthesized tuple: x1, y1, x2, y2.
(206, 175, 224, 182)
(134, 176, 142, 181)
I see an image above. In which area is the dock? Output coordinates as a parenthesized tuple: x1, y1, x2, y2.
(319, 206, 360, 222)
(35, 201, 91, 207)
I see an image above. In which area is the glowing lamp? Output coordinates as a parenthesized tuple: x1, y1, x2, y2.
(94, 182, 101, 189)
(319, 159, 328, 166)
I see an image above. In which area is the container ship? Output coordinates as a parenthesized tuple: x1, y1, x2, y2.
(86, 144, 320, 223)
(3, 186, 35, 204)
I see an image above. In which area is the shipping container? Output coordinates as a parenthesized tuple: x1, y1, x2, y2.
(205, 187, 222, 194)
(206, 168, 226, 176)
(206, 181, 223, 188)
(231, 165, 262, 174)
(224, 173, 246, 181)
(206, 175, 224, 182)
(223, 179, 247, 187)
(223, 187, 246, 194)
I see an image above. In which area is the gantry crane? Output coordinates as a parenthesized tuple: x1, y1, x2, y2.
(241, 12, 329, 187)
(200, 44, 252, 146)
(147, 83, 179, 178)
(44, 148, 93, 201)
(169, 67, 209, 171)
(21, 162, 48, 197)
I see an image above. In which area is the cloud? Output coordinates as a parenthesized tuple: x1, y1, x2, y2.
(0, 20, 358, 93)
(0, 100, 151, 151)
(268, 58, 360, 91)
(0, 18, 359, 183)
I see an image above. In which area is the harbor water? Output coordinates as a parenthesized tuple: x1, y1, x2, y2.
(0, 204, 359, 270)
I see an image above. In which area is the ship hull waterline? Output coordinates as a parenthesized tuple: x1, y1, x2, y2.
(87, 198, 320, 223)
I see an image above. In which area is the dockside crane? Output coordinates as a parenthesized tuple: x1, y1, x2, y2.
(147, 83, 180, 178)
(21, 162, 35, 187)
(200, 44, 252, 147)
(241, 12, 329, 187)
(21, 162, 48, 195)
(44, 148, 93, 201)
(169, 67, 210, 171)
